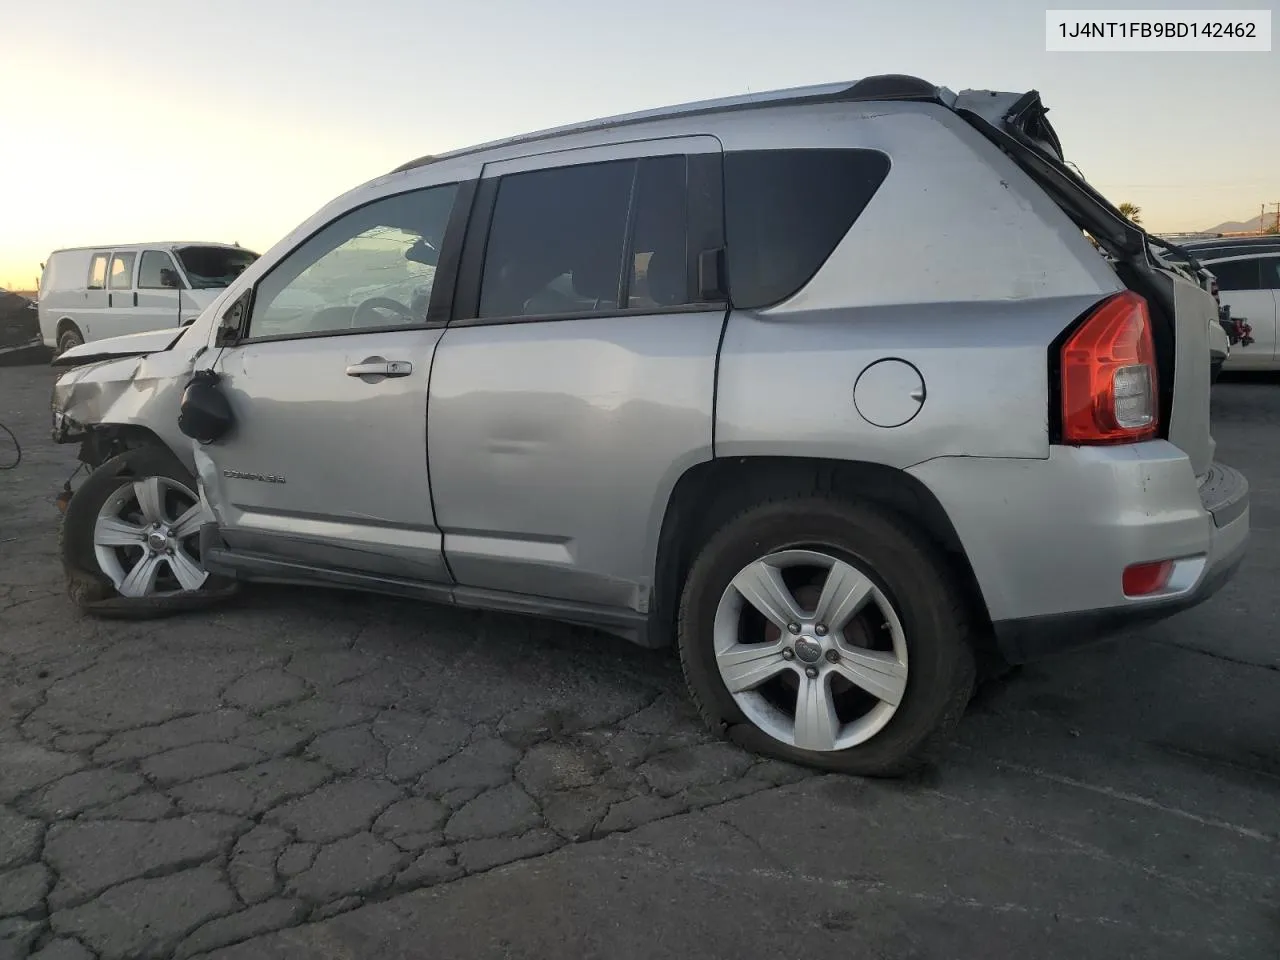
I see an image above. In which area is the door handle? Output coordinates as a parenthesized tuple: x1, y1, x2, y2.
(133, 291, 138, 307)
(345, 357, 413, 379)
(108, 292, 113, 307)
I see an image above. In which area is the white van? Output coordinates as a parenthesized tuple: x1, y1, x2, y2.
(38, 242, 260, 354)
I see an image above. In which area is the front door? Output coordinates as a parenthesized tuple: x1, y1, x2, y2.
(135, 249, 184, 332)
(428, 137, 729, 610)
(192, 178, 467, 582)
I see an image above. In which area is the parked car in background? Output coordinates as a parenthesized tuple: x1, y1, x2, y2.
(48, 74, 1248, 777)
(1158, 236, 1279, 371)
(38, 242, 260, 355)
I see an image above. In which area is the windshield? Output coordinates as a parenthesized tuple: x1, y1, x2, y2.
(176, 245, 260, 289)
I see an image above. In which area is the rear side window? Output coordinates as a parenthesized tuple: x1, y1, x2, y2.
(88, 253, 109, 290)
(1209, 258, 1261, 291)
(108, 252, 136, 289)
(724, 148, 890, 309)
(477, 155, 696, 319)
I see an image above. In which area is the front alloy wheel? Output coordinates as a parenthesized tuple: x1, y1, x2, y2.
(93, 475, 209, 597)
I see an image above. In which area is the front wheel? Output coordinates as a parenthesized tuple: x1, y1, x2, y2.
(60, 446, 238, 616)
(677, 497, 976, 777)
(57, 325, 84, 355)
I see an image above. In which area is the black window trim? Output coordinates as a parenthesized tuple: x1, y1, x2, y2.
(107, 250, 137, 290)
(86, 251, 110, 290)
(137, 249, 185, 290)
(449, 149, 728, 330)
(226, 178, 475, 347)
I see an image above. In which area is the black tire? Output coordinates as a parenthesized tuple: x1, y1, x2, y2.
(677, 496, 976, 778)
(60, 445, 239, 618)
(57, 324, 84, 356)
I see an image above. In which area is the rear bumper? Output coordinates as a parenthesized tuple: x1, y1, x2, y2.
(908, 444, 1250, 665)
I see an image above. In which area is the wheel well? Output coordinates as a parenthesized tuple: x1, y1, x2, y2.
(56, 317, 81, 338)
(77, 424, 169, 470)
(649, 456, 995, 652)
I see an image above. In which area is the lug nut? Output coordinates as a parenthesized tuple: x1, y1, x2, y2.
(781, 648, 795, 661)
(825, 649, 840, 664)
(787, 622, 800, 635)
(815, 623, 828, 636)
(805, 667, 819, 679)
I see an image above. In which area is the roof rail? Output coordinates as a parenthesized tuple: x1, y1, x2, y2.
(388, 74, 947, 176)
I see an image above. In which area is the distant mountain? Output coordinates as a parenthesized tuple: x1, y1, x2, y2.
(1203, 213, 1266, 234)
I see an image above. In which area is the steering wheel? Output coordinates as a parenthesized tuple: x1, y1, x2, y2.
(351, 296, 414, 327)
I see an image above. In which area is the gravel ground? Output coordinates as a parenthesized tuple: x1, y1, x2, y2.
(1, 364, 1277, 960)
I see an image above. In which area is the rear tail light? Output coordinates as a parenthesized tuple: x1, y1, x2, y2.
(1060, 290, 1158, 444)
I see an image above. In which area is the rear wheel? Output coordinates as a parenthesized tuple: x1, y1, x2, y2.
(57, 324, 84, 355)
(677, 497, 976, 777)
(60, 446, 237, 616)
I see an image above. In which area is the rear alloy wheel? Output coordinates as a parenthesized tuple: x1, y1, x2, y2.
(678, 497, 976, 777)
(713, 549, 909, 752)
(60, 446, 238, 616)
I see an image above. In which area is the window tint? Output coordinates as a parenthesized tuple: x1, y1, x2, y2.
(108, 252, 136, 289)
(723, 148, 891, 309)
(138, 250, 180, 289)
(248, 183, 458, 339)
(88, 253, 109, 290)
(1208, 258, 1261, 292)
(628, 156, 690, 308)
(1259, 257, 1280, 289)
(479, 160, 634, 318)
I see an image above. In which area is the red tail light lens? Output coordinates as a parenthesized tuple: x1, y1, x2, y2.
(1061, 290, 1158, 444)
(1123, 560, 1174, 596)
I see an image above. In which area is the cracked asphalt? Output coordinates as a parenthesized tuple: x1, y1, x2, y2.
(1, 363, 1278, 960)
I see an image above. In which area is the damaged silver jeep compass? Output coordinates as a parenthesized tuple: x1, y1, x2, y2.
(49, 75, 1250, 776)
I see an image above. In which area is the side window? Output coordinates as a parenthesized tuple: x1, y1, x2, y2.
(723, 148, 891, 309)
(88, 253, 109, 290)
(108, 252, 136, 290)
(1209, 258, 1261, 292)
(627, 156, 691, 309)
(1259, 257, 1280, 290)
(248, 183, 459, 339)
(138, 250, 179, 289)
(479, 159, 634, 318)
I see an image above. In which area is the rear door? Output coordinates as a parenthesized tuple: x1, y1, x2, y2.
(427, 136, 729, 609)
(954, 89, 1214, 477)
(80, 251, 111, 341)
(106, 250, 141, 335)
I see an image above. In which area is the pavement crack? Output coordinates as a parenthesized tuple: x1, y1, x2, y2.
(1143, 636, 1280, 673)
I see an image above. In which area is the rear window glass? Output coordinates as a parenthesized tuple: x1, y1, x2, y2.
(724, 148, 890, 309)
(1208, 258, 1261, 292)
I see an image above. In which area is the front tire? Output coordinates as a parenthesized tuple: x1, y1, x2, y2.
(60, 446, 238, 617)
(677, 497, 976, 777)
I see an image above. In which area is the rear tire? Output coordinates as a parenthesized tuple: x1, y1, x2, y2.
(57, 324, 84, 355)
(677, 496, 976, 777)
(60, 445, 238, 618)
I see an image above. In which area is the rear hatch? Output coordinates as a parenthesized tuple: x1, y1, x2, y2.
(952, 90, 1215, 478)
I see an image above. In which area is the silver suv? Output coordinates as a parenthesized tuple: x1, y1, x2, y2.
(49, 75, 1250, 776)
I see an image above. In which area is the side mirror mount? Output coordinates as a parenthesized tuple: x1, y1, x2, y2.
(159, 267, 181, 288)
(213, 290, 251, 347)
(178, 370, 235, 444)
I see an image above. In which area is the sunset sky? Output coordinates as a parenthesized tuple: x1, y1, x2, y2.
(1, 0, 1276, 290)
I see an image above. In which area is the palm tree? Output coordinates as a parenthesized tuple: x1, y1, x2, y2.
(1117, 202, 1142, 225)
